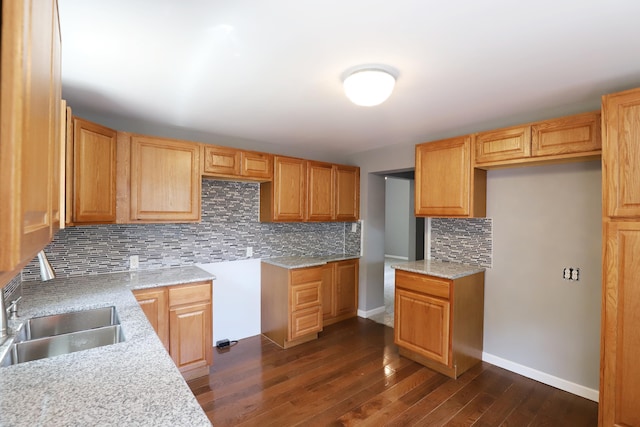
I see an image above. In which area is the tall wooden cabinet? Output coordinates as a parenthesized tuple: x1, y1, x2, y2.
(599, 87, 640, 427)
(0, 0, 62, 274)
(70, 118, 117, 224)
(415, 136, 486, 218)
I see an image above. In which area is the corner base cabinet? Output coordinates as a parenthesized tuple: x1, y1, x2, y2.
(261, 263, 323, 348)
(133, 280, 212, 380)
(394, 269, 484, 379)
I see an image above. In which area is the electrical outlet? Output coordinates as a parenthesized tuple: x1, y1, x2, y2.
(571, 268, 580, 281)
(563, 267, 580, 281)
(563, 268, 571, 279)
(130, 255, 139, 270)
(246, 247, 253, 257)
(351, 223, 357, 233)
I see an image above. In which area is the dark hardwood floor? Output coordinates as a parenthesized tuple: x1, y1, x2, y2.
(188, 317, 598, 426)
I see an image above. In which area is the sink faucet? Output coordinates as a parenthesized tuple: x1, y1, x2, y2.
(0, 294, 21, 343)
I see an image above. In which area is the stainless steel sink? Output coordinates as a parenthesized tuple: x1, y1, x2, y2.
(22, 306, 120, 340)
(0, 306, 125, 367)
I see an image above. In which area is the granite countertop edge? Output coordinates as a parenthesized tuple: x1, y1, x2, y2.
(391, 259, 485, 280)
(261, 253, 361, 269)
(0, 265, 215, 427)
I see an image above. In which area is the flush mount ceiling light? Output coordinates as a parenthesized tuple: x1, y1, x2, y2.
(343, 67, 396, 107)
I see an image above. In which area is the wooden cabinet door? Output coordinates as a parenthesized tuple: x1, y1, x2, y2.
(335, 259, 358, 317)
(335, 165, 360, 221)
(133, 287, 169, 351)
(202, 145, 240, 176)
(0, 0, 59, 271)
(603, 88, 640, 218)
(322, 264, 336, 321)
(241, 151, 272, 180)
(72, 118, 117, 223)
(272, 156, 306, 221)
(169, 301, 212, 372)
(531, 112, 601, 157)
(600, 221, 640, 427)
(395, 288, 450, 366)
(307, 161, 334, 221)
(49, 7, 62, 233)
(415, 136, 475, 217)
(474, 125, 531, 165)
(130, 136, 201, 222)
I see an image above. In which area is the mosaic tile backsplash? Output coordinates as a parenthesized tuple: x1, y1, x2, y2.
(21, 180, 361, 280)
(430, 218, 492, 268)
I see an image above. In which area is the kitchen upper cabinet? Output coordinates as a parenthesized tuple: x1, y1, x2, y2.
(415, 136, 486, 218)
(531, 112, 601, 157)
(307, 161, 334, 222)
(202, 144, 272, 181)
(474, 125, 531, 165)
(133, 287, 169, 351)
(322, 259, 359, 325)
(70, 118, 117, 224)
(129, 135, 201, 222)
(334, 165, 360, 221)
(474, 112, 601, 168)
(602, 88, 640, 218)
(0, 0, 61, 273)
(394, 269, 484, 379)
(261, 262, 323, 348)
(260, 156, 307, 222)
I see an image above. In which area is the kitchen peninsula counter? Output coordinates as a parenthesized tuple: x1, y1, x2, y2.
(0, 266, 214, 427)
(391, 259, 485, 279)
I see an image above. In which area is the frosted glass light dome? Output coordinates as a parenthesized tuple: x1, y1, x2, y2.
(343, 69, 396, 107)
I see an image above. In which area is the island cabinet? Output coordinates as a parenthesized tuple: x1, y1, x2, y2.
(473, 111, 601, 168)
(599, 87, 640, 427)
(261, 262, 323, 348)
(201, 144, 273, 181)
(133, 280, 213, 380)
(68, 117, 117, 224)
(322, 259, 359, 326)
(415, 136, 487, 218)
(394, 269, 484, 379)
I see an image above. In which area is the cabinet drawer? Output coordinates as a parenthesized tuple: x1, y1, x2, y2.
(290, 282, 322, 311)
(291, 266, 323, 285)
(395, 270, 450, 299)
(168, 281, 212, 307)
(289, 306, 322, 340)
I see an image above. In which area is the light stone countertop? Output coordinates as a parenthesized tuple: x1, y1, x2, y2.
(0, 266, 214, 427)
(261, 253, 361, 269)
(391, 259, 485, 280)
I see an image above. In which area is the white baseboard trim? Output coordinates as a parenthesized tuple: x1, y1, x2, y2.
(358, 306, 386, 318)
(482, 352, 599, 402)
(384, 255, 409, 260)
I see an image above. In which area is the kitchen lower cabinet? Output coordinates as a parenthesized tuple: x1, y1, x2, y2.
(133, 280, 212, 380)
(132, 287, 169, 351)
(322, 259, 359, 326)
(261, 262, 323, 348)
(394, 269, 484, 379)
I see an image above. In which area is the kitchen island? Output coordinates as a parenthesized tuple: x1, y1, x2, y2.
(392, 259, 485, 379)
(0, 266, 214, 427)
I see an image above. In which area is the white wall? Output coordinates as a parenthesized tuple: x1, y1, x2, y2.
(197, 259, 261, 342)
(484, 160, 602, 398)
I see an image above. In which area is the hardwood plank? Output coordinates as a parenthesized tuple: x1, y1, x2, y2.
(188, 318, 598, 427)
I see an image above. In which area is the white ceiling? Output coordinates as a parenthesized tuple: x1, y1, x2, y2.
(59, 0, 640, 158)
